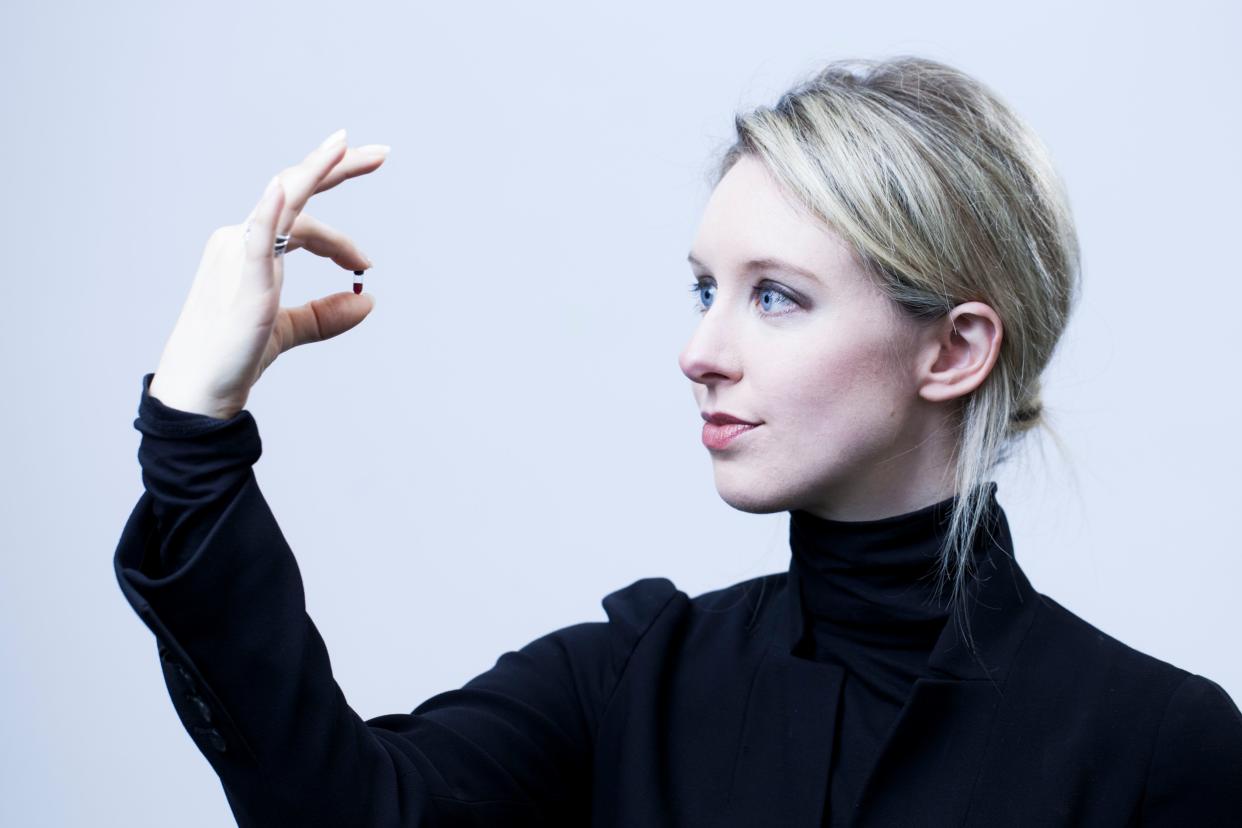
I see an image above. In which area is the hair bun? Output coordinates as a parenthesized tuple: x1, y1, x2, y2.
(1011, 399, 1042, 424)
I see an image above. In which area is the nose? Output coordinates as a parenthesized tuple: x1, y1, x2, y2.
(678, 309, 741, 386)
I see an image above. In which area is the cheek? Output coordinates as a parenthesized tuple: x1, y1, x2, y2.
(768, 336, 907, 445)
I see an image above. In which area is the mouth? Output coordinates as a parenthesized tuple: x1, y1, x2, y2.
(701, 411, 761, 426)
(701, 421, 760, 450)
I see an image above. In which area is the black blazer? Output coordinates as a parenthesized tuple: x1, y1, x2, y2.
(115, 467, 1242, 825)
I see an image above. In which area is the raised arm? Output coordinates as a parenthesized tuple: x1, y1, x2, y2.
(116, 372, 676, 825)
(115, 129, 678, 825)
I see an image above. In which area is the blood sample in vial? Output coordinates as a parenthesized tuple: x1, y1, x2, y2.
(353, 270, 364, 295)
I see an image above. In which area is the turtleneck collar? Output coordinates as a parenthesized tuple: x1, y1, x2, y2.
(786, 482, 1005, 659)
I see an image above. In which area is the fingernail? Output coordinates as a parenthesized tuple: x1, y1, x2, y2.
(264, 175, 281, 197)
(357, 144, 391, 158)
(319, 128, 347, 149)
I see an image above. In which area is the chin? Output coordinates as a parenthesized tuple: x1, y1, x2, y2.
(711, 466, 796, 515)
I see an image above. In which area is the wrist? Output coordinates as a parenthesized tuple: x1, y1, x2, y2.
(147, 374, 239, 420)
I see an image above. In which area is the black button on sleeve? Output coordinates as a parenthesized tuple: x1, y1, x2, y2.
(192, 726, 227, 753)
(187, 694, 213, 723)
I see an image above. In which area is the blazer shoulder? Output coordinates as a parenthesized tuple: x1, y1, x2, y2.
(679, 571, 790, 648)
(601, 570, 787, 650)
(689, 571, 786, 622)
(1139, 671, 1242, 823)
(599, 576, 683, 646)
(1029, 591, 1198, 684)
(602, 571, 785, 623)
(1026, 592, 1240, 728)
(1021, 594, 1242, 823)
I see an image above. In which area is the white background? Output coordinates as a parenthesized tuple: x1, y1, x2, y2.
(1, 0, 1238, 824)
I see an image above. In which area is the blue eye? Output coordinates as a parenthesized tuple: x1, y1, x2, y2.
(687, 279, 798, 316)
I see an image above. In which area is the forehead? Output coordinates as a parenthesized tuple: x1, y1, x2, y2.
(690, 156, 866, 288)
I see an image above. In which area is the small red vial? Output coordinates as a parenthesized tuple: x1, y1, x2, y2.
(353, 269, 364, 295)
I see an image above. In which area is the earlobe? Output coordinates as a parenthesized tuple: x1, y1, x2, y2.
(916, 302, 1003, 404)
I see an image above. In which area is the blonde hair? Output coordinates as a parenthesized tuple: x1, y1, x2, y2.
(714, 55, 1081, 662)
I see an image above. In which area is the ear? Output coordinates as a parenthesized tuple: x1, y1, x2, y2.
(916, 302, 1004, 404)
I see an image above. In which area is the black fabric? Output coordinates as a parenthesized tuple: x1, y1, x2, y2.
(115, 371, 1242, 826)
(131, 372, 262, 576)
(789, 487, 1001, 826)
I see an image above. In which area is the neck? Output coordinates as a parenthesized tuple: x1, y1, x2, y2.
(798, 413, 962, 521)
(798, 475, 960, 522)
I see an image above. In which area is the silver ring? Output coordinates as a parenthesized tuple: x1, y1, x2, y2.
(273, 233, 291, 257)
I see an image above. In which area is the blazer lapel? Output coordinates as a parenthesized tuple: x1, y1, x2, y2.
(843, 678, 1004, 826)
(724, 641, 845, 825)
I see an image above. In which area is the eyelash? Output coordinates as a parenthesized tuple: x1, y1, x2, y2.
(687, 279, 799, 316)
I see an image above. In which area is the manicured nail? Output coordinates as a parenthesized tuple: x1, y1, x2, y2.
(319, 128, 347, 149)
(357, 144, 391, 158)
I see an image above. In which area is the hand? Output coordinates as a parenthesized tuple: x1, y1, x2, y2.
(148, 128, 388, 419)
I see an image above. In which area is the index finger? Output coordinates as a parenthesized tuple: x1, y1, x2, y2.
(312, 144, 391, 195)
(242, 143, 388, 227)
(273, 130, 352, 234)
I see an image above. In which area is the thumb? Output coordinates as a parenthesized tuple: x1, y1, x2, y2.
(282, 291, 376, 350)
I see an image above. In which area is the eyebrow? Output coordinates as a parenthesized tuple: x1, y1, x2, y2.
(686, 252, 823, 285)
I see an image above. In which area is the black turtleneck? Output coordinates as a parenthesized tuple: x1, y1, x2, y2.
(788, 482, 1005, 827)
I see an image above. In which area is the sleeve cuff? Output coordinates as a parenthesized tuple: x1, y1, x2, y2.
(131, 372, 265, 576)
(134, 372, 262, 499)
(136, 372, 257, 438)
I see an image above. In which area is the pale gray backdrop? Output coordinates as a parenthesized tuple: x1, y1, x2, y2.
(1, 0, 1238, 824)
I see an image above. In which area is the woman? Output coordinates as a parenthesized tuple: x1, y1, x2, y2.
(115, 55, 1242, 826)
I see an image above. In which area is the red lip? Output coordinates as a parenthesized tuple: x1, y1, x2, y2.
(701, 411, 761, 426)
